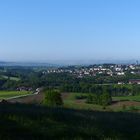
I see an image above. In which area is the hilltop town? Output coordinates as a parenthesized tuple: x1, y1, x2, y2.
(42, 64, 140, 84)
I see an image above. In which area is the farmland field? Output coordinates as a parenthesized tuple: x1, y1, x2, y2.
(0, 75, 20, 81)
(0, 91, 31, 100)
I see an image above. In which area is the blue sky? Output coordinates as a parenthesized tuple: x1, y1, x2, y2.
(0, 0, 140, 63)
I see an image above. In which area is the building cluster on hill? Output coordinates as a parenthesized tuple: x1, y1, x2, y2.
(43, 64, 140, 79)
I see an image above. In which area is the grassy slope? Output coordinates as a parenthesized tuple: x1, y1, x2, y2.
(0, 91, 31, 99)
(0, 103, 139, 140)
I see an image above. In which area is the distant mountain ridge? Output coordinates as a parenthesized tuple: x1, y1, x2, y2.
(47, 59, 138, 66)
(0, 59, 138, 67)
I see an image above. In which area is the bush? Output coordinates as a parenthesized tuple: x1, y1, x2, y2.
(129, 105, 137, 112)
(100, 93, 112, 106)
(122, 104, 126, 111)
(86, 93, 112, 107)
(75, 94, 87, 99)
(43, 90, 63, 107)
(86, 94, 93, 104)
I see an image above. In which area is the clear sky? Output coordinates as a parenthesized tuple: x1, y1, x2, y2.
(0, 0, 140, 63)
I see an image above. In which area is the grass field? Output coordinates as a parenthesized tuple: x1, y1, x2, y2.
(63, 93, 107, 111)
(0, 103, 139, 140)
(0, 75, 20, 81)
(0, 91, 31, 100)
(62, 93, 140, 112)
(0, 93, 139, 139)
(113, 95, 140, 102)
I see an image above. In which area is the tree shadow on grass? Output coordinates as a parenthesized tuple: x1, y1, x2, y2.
(0, 103, 140, 140)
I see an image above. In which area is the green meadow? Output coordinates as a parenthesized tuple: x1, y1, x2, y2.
(63, 93, 140, 112)
(0, 75, 20, 81)
(113, 95, 140, 102)
(0, 91, 31, 99)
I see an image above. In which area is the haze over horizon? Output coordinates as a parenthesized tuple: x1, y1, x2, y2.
(1, 0, 140, 62)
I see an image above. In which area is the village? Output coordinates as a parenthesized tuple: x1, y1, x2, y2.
(43, 64, 140, 84)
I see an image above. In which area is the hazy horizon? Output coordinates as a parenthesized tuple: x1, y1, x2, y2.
(1, 0, 140, 62)
(0, 59, 139, 66)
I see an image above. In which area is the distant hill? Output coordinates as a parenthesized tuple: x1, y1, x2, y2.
(45, 59, 139, 66)
(0, 61, 58, 67)
(0, 59, 138, 67)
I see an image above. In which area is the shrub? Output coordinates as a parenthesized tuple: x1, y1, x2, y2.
(43, 90, 63, 107)
(86, 93, 112, 107)
(75, 94, 87, 99)
(100, 93, 112, 107)
(86, 94, 93, 104)
(122, 104, 126, 111)
(129, 105, 137, 112)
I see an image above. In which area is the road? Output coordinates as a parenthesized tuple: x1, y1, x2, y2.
(6, 92, 38, 100)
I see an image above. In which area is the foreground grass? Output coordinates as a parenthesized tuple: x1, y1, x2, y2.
(0, 91, 31, 99)
(0, 103, 139, 140)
